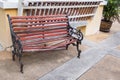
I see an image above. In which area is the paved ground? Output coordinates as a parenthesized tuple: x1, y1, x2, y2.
(79, 55, 120, 80)
(38, 22, 120, 80)
(0, 21, 119, 80)
(0, 43, 88, 80)
(38, 32, 120, 80)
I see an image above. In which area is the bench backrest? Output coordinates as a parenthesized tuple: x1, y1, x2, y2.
(8, 14, 69, 41)
(18, 0, 102, 22)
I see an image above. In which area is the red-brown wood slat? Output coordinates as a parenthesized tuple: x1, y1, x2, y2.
(11, 14, 67, 19)
(13, 23, 68, 31)
(12, 22, 68, 27)
(19, 31, 68, 41)
(14, 26, 67, 35)
(23, 46, 66, 52)
(12, 21, 68, 28)
(11, 17, 68, 23)
(21, 36, 72, 46)
(17, 29, 67, 37)
(22, 37, 76, 52)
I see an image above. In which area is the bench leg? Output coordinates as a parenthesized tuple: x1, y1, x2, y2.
(18, 50, 24, 73)
(66, 44, 70, 50)
(66, 43, 76, 50)
(12, 50, 16, 61)
(77, 41, 81, 58)
(12, 47, 19, 61)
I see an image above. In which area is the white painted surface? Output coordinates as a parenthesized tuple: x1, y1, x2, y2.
(0, 0, 18, 9)
(23, 0, 104, 2)
(0, 0, 106, 9)
(85, 5, 103, 35)
(22, 5, 99, 9)
(69, 21, 87, 29)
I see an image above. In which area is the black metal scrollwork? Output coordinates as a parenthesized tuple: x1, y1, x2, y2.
(67, 22, 84, 58)
(68, 26, 83, 41)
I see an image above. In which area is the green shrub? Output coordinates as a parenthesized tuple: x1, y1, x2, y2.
(103, 0, 120, 23)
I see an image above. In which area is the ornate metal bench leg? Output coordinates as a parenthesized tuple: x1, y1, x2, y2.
(77, 41, 81, 58)
(18, 51, 24, 73)
(20, 61, 23, 73)
(12, 50, 16, 61)
(72, 43, 76, 46)
(66, 44, 70, 50)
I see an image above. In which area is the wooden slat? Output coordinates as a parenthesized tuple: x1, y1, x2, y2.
(12, 22, 68, 28)
(12, 21, 68, 27)
(22, 38, 76, 52)
(17, 29, 67, 37)
(20, 31, 67, 41)
(14, 26, 67, 34)
(23, 46, 66, 52)
(21, 36, 72, 45)
(11, 17, 67, 23)
(13, 23, 67, 30)
(11, 14, 67, 19)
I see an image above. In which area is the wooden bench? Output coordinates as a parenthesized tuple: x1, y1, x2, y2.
(7, 14, 83, 73)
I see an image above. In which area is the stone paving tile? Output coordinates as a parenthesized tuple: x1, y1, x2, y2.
(78, 55, 120, 80)
(85, 31, 110, 43)
(82, 39, 98, 47)
(38, 32, 120, 80)
(98, 32, 120, 48)
(109, 49, 120, 58)
(38, 48, 107, 80)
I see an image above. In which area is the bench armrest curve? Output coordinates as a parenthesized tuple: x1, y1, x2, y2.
(68, 25, 83, 41)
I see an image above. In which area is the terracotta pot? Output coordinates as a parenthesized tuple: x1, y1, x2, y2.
(99, 20, 113, 32)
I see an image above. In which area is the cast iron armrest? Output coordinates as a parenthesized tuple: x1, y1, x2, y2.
(68, 25, 83, 42)
(11, 32, 22, 50)
(7, 14, 22, 50)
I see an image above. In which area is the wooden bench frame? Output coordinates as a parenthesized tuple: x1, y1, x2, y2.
(7, 14, 83, 73)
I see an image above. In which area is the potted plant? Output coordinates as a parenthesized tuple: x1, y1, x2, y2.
(100, 0, 120, 32)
